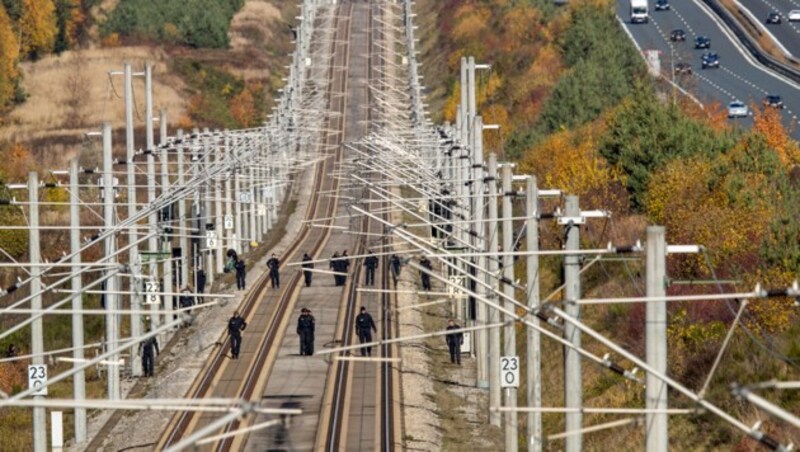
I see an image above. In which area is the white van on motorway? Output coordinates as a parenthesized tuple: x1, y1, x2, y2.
(631, 0, 649, 23)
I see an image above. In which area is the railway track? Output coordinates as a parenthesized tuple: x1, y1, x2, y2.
(158, 1, 403, 449)
(318, 2, 400, 450)
(157, 4, 353, 450)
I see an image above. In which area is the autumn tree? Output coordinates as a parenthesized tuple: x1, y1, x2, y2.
(752, 105, 799, 165)
(0, 148, 30, 258)
(54, 0, 86, 53)
(20, 0, 58, 58)
(0, 4, 20, 109)
(480, 104, 510, 155)
(519, 121, 627, 212)
(535, 6, 644, 136)
(599, 87, 732, 208)
(644, 135, 780, 274)
(450, 3, 492, 58)
(231, 83, 264, 128)
(1, 1, 19, 22)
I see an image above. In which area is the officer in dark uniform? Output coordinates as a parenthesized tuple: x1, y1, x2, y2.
(139, 333, 160, 377)
(389, 254, 401, 286)
(355, 306, 377, 357)
(266, 253, 280, 288)
(445, 319, 463, 365)
(179, 286, 194, 310)
(235, 258, 246, 290)
(227, 310, 247, 359)
(363, 250, 378, 286)
(296, 308, 316, 355)
(420, 256, 433, 291)
(341, 250, 350, 283)
(196, 268, 207, 302)
(330, 252, 341, 286)
(301, 253, 314, 287)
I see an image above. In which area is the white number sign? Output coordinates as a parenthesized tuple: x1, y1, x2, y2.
(206, 230, 217, 249)
(224, 214, 234, 230)
(28, 364, 48, 396)
(144, 280, 160, 305)
(257, 204, 266, 216)
(448, 276, 464, 299)
(461, 331, 471, 353)
(500, 356, 519, 388)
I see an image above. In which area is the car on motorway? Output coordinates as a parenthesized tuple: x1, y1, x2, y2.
(766, 12, 782, 24)
(670, 29, 686, 42)
(674, 62, 693, 75)
(789, 10, 800, 21)
(655, 0, 670, 11)
(630, 0, 649, 23)
(694, 36, 711, 49)
(763, 94, 785, 109)
(701, 52, 720, 69)
(728, 101, 749, 118)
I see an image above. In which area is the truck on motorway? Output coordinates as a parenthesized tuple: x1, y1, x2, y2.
(630, 0, 649, 23)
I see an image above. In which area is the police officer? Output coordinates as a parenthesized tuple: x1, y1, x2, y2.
(363, 250, 378, 286)
(139, 333, 160, 377)
(296, 308, 316, 355)
(341, 250, 350, 281)
(420, 256, 433, 291)
(196, 268, 207, 302)
(445, 319, 463, 365)
(235, 258, 246, 290)
(330, 252, 341, 286)
(301, 253, 314, 287)
(266, 253, 280, 288)
(179, 286, 194, 311)
(6, 343, 19, 358)
(355, 306, 377, 357)
(227, 310, 247, 359)
(389, 254, 401, 286)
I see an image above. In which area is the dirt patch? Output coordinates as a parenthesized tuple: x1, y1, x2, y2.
(1, 0, 291, 156)
(230, 1, 281, 52)
(2, 47, 185, 143)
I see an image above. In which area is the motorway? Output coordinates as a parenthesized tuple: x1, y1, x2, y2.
(616, 0, 800, 137)
(737, 0, 800, 58)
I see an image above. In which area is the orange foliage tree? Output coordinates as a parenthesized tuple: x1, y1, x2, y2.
(645, 151, 774, 274)
(752, 105, 799, 165)
(230, 87, 256, 128)
(743, 267, 796, 334)
(481, 104, 509, 155)
(518, 120, 627, 211)
(57, 0, 87, 50)
(1, 143, 36, 181)
(507, 44, 563, 107)
(500, 3, 541, 54)
(701, 101, 730, 133)
(20, 0, 58, 58)
(0, 360, 26, 395)
(0, 5, 20, 109)
(451, 3, 492, 48)
(230, 83, 264, 128)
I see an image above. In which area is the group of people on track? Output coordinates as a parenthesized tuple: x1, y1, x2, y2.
(140, 247, 465, 376)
